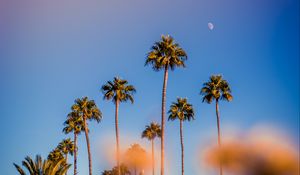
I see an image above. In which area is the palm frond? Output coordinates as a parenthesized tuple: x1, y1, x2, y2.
(13, 163, 26, 175)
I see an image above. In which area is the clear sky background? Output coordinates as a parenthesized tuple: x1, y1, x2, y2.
(0, 0, 299, 174)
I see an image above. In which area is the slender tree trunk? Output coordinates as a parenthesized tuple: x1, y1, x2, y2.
(161, 65, 168, 175)
(216, 100, 223, 175)
(65, 154, 68, 175)
(180, 120, 184, 175)
(115, 100, 121, 175)
(152, 139, 155, 175)
(74, 133, 78, 175)
(84, 117, 93, 175)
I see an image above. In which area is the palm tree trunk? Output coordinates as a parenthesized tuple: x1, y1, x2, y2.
(115, 100, 121, 175)
(84, 117, 93, 175)
(180, 120, 184, 175)
(74, 133, 78, 175)
(161, 65, 168, 175)
(152, 139, 155, 175)
(216, 100, 223, 175)
(65, 154, 68, 175)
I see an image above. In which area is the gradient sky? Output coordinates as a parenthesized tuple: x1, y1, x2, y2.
(0, 0, 299, 174)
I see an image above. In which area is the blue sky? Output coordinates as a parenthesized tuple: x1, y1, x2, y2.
(0, 0, 299, 174)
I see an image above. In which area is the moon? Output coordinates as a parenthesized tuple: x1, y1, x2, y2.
(208, 22, 214, 30)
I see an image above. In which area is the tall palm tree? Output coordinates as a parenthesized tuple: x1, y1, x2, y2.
(145, 35, 187, 175)
(168, 98, 194, 175)
(101, 77, 136, 175)
(200, 75, 233, 175)
(71, 97, 102, 175)
(141, 122, 161, 175)
(63, 111, 84, 175)
(14, 155, 70, 175)
(57, 138, 75, 173)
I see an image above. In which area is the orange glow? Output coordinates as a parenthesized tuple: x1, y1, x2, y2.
(202, 126, 299, 175)
(121, 143, 152, 172)
(97, 134, 153, 173)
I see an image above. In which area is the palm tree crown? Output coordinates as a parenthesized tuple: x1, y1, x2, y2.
(57, 138, 75, 156)
(145, 35, 187, 71)
(63, 111, 85, 135)
(168, 98, 195, 121)
(141, 122, 161, 140)
(72, 97, 102, 122)
(101, 77, 136, 104)
(48, 148, 65, 163)
(200, 75, 233, 103)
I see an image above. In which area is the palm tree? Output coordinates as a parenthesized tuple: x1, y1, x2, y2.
(101, 77, 136, 175)
(63, 111, 84, 175)
(141, 122, 161, 175)
(71, 97, 102, 175)
(57, 138, 75, 174)
(14, 155, 70, 175)
(168, 98, 194, 175)
(200, 74, 233, 175)
(145, 35, 187, 175)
